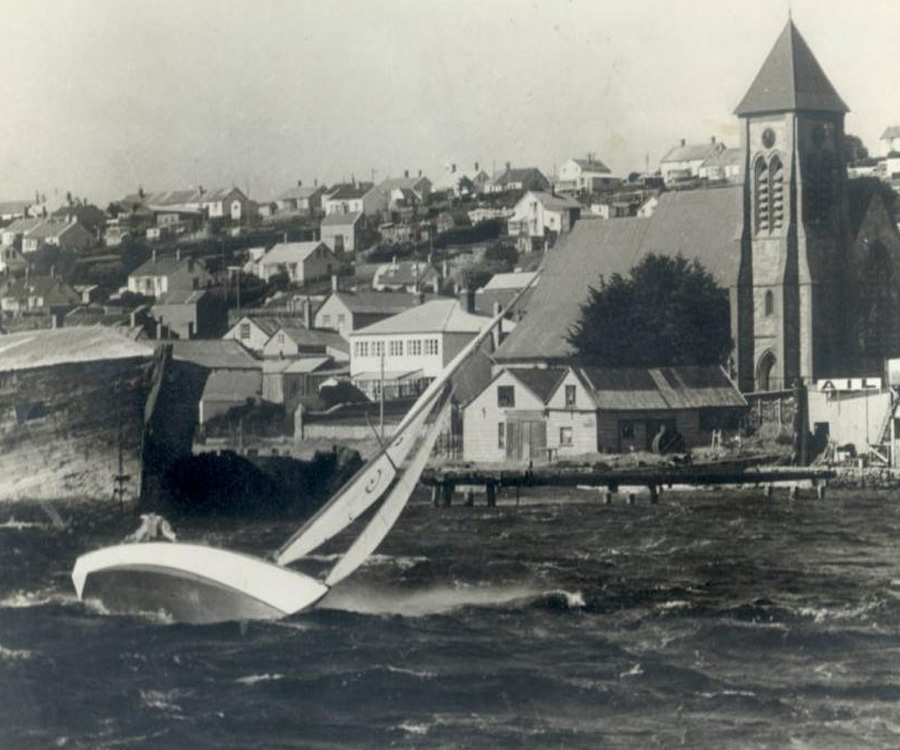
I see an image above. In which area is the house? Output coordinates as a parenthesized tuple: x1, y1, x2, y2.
(0, 244, 25, 275)
(194, 187, 249, 223)
(486, 165, 551, 194)
(372, 259, 441, 292)
(462, 365, 746, 463)
(436, 210, 471, 234)
(698, 147, 743, 182)
(127, 250, 212, 298)
(224, 314, 308, 354)
(261, 324, 349, 361)
(257, 241, 337, 284)
(115, 186, 248, 226)
(199, 370, 263, 424)
(556, 155, 621, 193)
(376, 173, 432, 210)
(322, 182, 385, 217)
(881, 127, 900, 157)
(432, 162, 491, 196)
(500, 20, 900, 396)
(21, 217, 94, 254)
(660, 137, 727, 184)
(261, 356, 335, 413)
(152, 288, 226, 339)
(275, 182, 325, 214)
(320, 211, 364, 254)
(1, 217, 44, 247)
(0, 274, 81, 315)
(507, 191, 581, 251)
(589, 201, 636, 219)
(474, 271, 538, 317)
(0, 201, 30, 221)
(349, 297, 507, 400)
(314, 290, 422, 337)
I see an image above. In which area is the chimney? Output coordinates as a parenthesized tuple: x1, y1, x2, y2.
(283, 231, 288, 243)
(474, 161, 479, 172)
(506, 161, 511, 172)
(297, 179, 303, 187)
(460, 285, 475, 314)
(418, 169, 422, 178)
(442, 259, 448, 277)
(680, 139, 686, 147)
(152, 249, 157, 263)
(331, 273, 339, 293)
(711, 136, 716, 144)
(302, 297, 311, 328)
(314, 178, 318, 187)
(415, 289, 425, 306)
(588, 153, 593, 165)
(50, 264, 55, 278)
(404, 169, 409, 178)
(451, 163, 457, 173)
(176, 248, 181, 261)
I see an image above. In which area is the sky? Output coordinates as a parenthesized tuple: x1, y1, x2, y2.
(2, 0, 899, 205)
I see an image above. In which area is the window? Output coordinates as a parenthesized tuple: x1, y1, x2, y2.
(498, 422, 505, 449)
(278, 332, 285, 344)
(765, 289, 774, 316)
(754, 156, 769, 234)
(373, 341, 384, 357)
(497, 385, 515, 408)
(409, 339, 422, 356)
(565, 385, 576, 407)
(620, 421, 635, 439)
(359, 341, 368, 357)
(337, 314, 345, 328)
(239, 322, 251, 340)
(559, 426, 573, 447)
(322, 314, 331, 326)
(425, 339, 439, 356)
(769, 156, 784, 230)
(390, 340, 403, 357)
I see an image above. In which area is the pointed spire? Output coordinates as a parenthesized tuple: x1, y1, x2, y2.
(735, 20, 848, 116)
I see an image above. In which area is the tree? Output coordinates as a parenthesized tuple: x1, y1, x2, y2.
(567, 254, 732, 367)
(843, 133, 869, 164)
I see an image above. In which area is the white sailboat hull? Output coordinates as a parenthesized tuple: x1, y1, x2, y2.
(72, 543, 329, 625)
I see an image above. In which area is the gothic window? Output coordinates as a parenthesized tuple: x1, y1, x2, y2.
(757, 350, 777, 392)
(765, 290, 774, 316)
(754, 157, 769, 234)
(769, 155, 784, 230)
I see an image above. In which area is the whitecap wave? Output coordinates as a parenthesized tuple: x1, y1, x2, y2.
(398, 722, 430, 735)
(236, 673, 284, 685)
(0, 517, 49, 530)
(0, 644, 35, 661)
(382, 664, 436, 679)
(321, 583, 540, 617)
(139, 689, 183, 713)
(619, 663, 644, 678)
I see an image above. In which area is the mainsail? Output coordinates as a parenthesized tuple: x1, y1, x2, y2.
(276, 270, 540, 566)
(325, 395, 452, 586)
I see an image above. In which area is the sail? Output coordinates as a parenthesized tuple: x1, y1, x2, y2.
(275, 268, 541, 566)
(326, 397, 451, 586)
(275, 399, 434, 565)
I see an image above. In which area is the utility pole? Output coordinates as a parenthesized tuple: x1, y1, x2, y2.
(379, 350, 385, 442)
(113, 412, 131, 517)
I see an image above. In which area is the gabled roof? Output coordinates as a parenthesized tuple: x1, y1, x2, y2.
(479, 271, 539, 292)
(353, 299, 490, 336)
(510, 367, 568, 403)
(0, 201, 30, 216)
(1, 276, 82, 307)
(580, 366, 745, 411)
(131, 254, 207, 278)
(2, 217, 44, 235)
(261, 241, 331, 265)
(491, 167, 550, 188)
(735, 20, 848, 116)
(661, 141, 723, 164)
(325, 183, 375, 201)
(377, 175, 430, 194)
(277, 325, 349, 353)
(202, 369, 261, 400)
(496, 185, 744, 362)
(24, 217, 83, 240)
(327, 290, 420, 315)
(374, 260, 439, 287)
(198, 186, 245, 202)
(231, 314, 305, 338)
(154, 289, 207, 305)
(700, 147, 743, 169)
(320, 211, 363, 227)
(277, 185, 323, 201)
(571, 157, 611, 174)
(169, 340, 260, 369)
(881, 127, 900, 141)
(525, 191, 582, 211)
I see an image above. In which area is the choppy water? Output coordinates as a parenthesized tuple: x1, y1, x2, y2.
(3, 488, 900, 748)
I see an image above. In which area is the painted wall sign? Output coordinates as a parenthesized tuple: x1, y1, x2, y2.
(815, 377, 882, 393)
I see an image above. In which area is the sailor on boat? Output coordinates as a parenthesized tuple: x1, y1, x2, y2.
(125, 513, 177, 543)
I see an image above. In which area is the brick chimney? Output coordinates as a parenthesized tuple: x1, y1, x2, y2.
(506, 161, 511, 172)
(711, 136, 716, 144)
(459, 285, 475, 314)
(176, 248, 181, 261)
(302, 297, 311, 328)
(680, 138, 686, 147)
(404, 169, 409, 178)
(297, 179, 303, 187)
(331, 273, 339, 293)
(451, 163, 457, 173)
(152, 249, 157, 263)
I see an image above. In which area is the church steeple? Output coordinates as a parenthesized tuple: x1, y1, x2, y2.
(735, 20, 848, 116)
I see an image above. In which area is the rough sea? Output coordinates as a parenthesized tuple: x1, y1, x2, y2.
(3, 487, 900, 749)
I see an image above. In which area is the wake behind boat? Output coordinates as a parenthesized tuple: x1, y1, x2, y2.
(70, 272, 540, 625)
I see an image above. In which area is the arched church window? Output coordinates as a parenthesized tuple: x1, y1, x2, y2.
(804, 149, 834, 226)
(769, 155, 784, 230)
(757, 350, 776, 392)
(765, 289, 774, 316)
(754, 157, 769, 234)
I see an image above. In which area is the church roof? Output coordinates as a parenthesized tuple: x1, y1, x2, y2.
(735, 20, 848, 116)
(495, 186, 744, 363)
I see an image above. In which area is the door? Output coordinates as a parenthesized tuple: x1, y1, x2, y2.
(506, 420, 547, 462)
(646, 418, 677, 452)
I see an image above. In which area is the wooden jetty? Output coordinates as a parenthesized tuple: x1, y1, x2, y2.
(421, 461, 836, 506)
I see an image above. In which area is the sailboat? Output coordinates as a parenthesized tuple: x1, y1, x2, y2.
(71, 273, 538, 625)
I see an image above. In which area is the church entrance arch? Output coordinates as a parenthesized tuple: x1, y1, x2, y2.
(756, 350, 777, 392)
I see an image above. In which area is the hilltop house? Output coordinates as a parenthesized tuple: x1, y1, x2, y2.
(698, 147, 743, 182)
(486, 165, 551, 194)
(127, 250, 212, 298)
(474, 271, 538, 316)
(323, 182, 385, 217)
(320, 211, 364, 254)
(152, 288, 226, 339)
(224, 314, 307, 354)
(462, 365, 745, 463)
(257, 241, 337, 284)
(377, 173, 432, 211)
(20, 217, 94, 254)
(507, 191, 581, 251)
(0, 201, 30, 221)
(881, 127, 900, 156)
(314, 290, 422, 337)
(372, 259, 440, 293)
(275, 182, 325, 214)
(0, 274, 82, 315)
(556, 155, 620, 193)
(261, 323, 349, 361)
(432, 163, 491, 196)
(659, 137, 726, 184)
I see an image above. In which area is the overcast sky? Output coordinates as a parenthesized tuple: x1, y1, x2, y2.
(1, 0, 898, 204)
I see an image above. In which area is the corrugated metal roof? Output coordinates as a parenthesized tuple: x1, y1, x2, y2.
(661, 141, 723, 164)
(352, 299, 489, 336)
(320, 211, 363, 227)
(734, 20, 848, 115)
(202, 370, 261, 400)
(480, 271, 538, 292)
(580, 366, 745, 411)
(169, 340, 260, 370)
(331, 291, 419, 315)
(496, 185, 743, 362)
(262, 241, 330, 265)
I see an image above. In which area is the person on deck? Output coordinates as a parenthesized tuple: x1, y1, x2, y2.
(125, 513, 177, 543)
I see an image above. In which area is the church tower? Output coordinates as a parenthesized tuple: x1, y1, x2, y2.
(733, 20, 850, 392)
